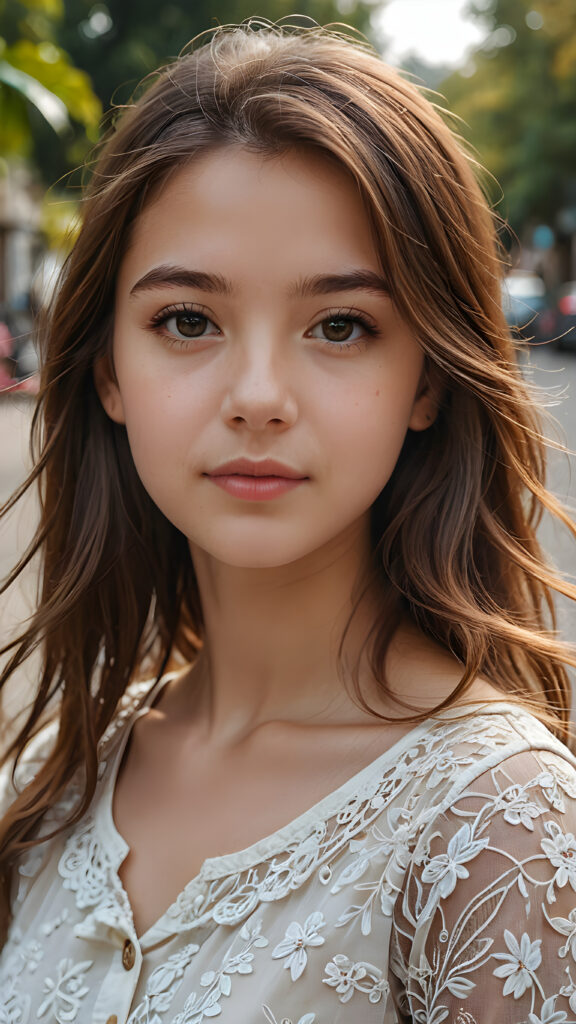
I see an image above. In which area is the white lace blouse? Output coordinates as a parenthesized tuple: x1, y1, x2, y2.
(2, 677, 576, 1024)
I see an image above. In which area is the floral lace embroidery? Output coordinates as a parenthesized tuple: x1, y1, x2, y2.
(541, 820, 576, 900)
(59, 818, 109, 910)
(171, 919, 268, 1023)
(526, 995, 571, 1024)
(560, 966, 576, 1012)
(332, 805, 416, 933)
(262, 1008, 316, 1024)
(271, 911, 326, 981)
(492, 930, 542, 999)
(323, 954, 390, 1005)
(159, 713, 535, 936)
(37, 957, 93, 1022)
(127, 943, 201, 1024)
(58, 815, 131, 929)
(537, 752, 576, 812)
(546, 906, 576, 959)
(419, 823, 490, 919)
(41, 908, 70, 938)
(4, 704, 574, 1023)
(0, 992, 31, 1024)
(393, 748, 576, 1023)
(0, 921, 52, 1023)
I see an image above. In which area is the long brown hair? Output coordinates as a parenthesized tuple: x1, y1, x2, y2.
(1, 20, 575, 947)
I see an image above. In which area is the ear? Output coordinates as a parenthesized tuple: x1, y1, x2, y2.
(93, 354, 126, 424)
(408, 365, 443, 432)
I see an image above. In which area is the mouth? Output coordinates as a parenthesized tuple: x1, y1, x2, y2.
(206, 458, 308, 480)
(205, 459, 308, 501)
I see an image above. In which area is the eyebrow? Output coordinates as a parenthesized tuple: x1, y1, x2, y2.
(290, 270, 390, 299)
(130, 266, 234, 297)
(129, 264, 390, 299)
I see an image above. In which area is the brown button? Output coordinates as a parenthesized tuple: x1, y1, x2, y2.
(122, 938, 136, 970)
(106, 1017, 118, 1024)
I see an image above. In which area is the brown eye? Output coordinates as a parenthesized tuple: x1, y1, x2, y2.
(308, 313, 376, 346)
(322, 317, 355, 342)
(152, 308, 221, 346)
(170, 312, 209, 338)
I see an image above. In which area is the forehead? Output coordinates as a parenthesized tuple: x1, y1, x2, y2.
(118, 146, 381, 291)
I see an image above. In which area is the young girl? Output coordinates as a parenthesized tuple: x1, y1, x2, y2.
(1, 21, 576, 1024)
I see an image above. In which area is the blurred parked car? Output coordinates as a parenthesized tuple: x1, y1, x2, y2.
(542, 282, 576, 350)
(501, 271, 549, 342)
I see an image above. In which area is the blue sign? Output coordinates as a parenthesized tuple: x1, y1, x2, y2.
(532, 224, 554, 250)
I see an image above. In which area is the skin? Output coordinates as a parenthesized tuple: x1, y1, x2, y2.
(96, 146, 499, 936)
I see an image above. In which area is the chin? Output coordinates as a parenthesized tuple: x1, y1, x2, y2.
(188, 528, 329, 571)
(206, 545, 312, 570)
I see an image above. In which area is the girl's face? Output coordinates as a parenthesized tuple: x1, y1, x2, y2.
(98, 146, 436, 569)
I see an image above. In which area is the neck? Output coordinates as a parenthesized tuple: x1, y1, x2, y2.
(185, 521, 387, 742)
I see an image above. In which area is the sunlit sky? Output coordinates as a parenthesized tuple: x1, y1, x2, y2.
(373, 0, 487, 65)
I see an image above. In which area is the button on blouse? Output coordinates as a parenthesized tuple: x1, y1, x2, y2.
(122, 940, 136, 971)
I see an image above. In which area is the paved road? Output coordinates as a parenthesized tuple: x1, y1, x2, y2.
(0, 395, 39, 718)
(522, 344, 576, 637)
(1, 342, 575, 653)
(0, 396, 38, 621)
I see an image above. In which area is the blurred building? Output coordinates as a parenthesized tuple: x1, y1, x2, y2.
(0, 162, 41, 313)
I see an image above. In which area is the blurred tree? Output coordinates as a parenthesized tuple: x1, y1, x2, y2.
(1, 0, 379, 262)
(0, 0, 101, 173)
(2, 0, 377, 184)
(55, 1, 377, 110)
(400, 54, 453, 91)
(442, 0, 576, 248)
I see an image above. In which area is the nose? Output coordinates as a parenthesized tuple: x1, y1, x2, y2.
(220, 337, 298, 432)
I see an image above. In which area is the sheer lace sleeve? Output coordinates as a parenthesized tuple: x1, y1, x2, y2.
(391, 747, 576, 1024)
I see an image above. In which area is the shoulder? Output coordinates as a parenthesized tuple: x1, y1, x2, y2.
(389, 702, 576, 851)
(0, 675, 162, 822)
(389, 714, 576, 1021)
(417, 702, 575, 791)
(396, 706, 576, 920)
(97, 675, 162, 757)
(0, 718, 59, 821)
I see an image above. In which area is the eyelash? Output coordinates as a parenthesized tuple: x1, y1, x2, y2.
(148, 304, 220, 348)
(309, 307, 380, 352)
(147, 303, 380, 352)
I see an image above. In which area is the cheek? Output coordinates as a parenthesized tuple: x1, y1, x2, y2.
(114, 351, 209, 441)
(325, 383, 417, 487)
(113, 378, 191, 493)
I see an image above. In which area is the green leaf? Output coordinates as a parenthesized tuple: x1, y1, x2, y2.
(0, 59, 70, 132)
(3, 40, 101, 129)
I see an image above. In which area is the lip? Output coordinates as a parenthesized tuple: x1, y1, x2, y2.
(204, 458, 308, 502)
(206, 458, 307, 480)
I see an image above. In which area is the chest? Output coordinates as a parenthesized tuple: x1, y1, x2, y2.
(3, 816, 401, 1024)
(111, 719, 409, 937)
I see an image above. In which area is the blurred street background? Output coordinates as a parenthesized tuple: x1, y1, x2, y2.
(1, 0, 576, 686)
